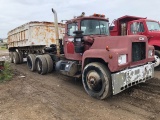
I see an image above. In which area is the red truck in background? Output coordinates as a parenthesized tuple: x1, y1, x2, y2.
(109, 15, 160, 70)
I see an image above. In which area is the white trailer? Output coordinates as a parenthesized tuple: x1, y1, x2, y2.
(8, 21, 65, 64)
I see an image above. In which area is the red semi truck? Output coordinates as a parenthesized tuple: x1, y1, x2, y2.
(109, 15, 160, 69)
(8, 10, 155, 99)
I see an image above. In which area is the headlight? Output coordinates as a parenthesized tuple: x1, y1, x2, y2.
(118, 54, 127, 65)
(148, 50, 154, 57)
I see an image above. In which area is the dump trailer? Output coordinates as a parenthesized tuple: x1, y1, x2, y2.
(110, 15, 160, 70)
(8, 9, 155, 100)
(8, 21, 65, 63)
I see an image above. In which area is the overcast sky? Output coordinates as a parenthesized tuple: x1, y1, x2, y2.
(0, 0, 160, 38)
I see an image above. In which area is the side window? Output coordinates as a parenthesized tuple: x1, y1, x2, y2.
(130, 22, 144, 34)
(100, 21, 108, 34)
(130, 24, 134, 33)
(67, 23, 78, 36)
(138, 22, 144, 32)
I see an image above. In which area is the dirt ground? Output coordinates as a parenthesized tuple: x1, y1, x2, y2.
(0, 49, 8, 56)
(0, 50, 160, 120)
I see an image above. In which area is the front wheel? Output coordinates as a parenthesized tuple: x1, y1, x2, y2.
(82, 62, 112, 100)
(154, 50, 160, 70)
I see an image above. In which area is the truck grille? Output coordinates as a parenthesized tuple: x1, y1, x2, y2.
(132, 42, 146, 62)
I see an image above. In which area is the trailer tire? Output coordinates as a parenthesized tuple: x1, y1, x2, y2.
(27, 54, 36, 71)
(13, 52, 20, 64)
(43, 54, 53, 73)
(36, 55, 48, 75)
(9, 52, 14, 63)
(18, 51, 23, 64)
(82, 62, 112, 100)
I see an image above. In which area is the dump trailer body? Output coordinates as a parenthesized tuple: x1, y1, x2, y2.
(8, 21, 65, 49)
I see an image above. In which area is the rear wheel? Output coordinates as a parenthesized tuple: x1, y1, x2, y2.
(27, 54, 36, 71)
(82, 62, 112, 100)
(36, 55, 48, 75)
(13, 52, 20, 64)
(18, 51, 23, 64)
(43, 54, 53, 73)
(9, 52, 13, 63)
(154, 50, 160, 70)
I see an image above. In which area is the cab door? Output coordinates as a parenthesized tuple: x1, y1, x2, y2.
(128, 21, 145, 35)
(64, 23, 78, 54)
(63, 22, 82, 60)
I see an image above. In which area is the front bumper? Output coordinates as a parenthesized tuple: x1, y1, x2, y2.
(111, 62, 154, 95)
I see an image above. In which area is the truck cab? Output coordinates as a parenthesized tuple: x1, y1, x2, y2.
(63, 14, 109, 61)
(110, 15, 160, 69)
(54, 13, 155, 99)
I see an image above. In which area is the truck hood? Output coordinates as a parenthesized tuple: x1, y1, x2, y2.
(89, 35, 153, 72)
(90, 35, 148, 49)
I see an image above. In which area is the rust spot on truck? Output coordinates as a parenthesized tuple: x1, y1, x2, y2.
(7, 21, 65, 48)
(50, 38, 55, 43)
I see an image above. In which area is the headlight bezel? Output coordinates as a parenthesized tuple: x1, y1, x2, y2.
(148, 49, 154, 58)
(118, 54, 127, 65)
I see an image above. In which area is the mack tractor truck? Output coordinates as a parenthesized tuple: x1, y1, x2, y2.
(7, 9, 155, 99)
(109, 15, 160, 70)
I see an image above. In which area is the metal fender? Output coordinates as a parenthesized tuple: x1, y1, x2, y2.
(82, 49, 109, 69)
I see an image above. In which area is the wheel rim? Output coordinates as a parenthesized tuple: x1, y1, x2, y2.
(86, 70, 102, 92)
(154, 55, 160, 67)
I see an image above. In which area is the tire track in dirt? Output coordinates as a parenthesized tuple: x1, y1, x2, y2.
(9, 63, 160, 120)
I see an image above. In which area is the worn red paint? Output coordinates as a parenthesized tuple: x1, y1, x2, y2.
(62, 15, 154, 72)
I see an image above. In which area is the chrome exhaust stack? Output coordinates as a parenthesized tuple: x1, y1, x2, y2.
(52, 8, 60, 56)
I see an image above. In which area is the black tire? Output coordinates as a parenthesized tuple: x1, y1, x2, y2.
(82, 62, 112, 100)
(43, 54, 53, 73)
(9, 52, 13, 63)
(27, 54, 36, 71)
(13, 52, 20, 64)
(18, 51, 23, 64)
(154, 50, 160, 70)
(36, 55, 48, 75)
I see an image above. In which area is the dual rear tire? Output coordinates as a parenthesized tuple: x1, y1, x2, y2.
(27, 54, 36, 71)
(9, 51, 23, 64)
(27, 54, 53, 75)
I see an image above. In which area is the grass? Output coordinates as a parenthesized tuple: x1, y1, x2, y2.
(0, 62, 13, 82)
(0, 46, 7, 50)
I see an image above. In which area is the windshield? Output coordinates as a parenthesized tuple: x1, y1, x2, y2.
(81, 20, 109, 35)
(146, 21, 160, 31)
